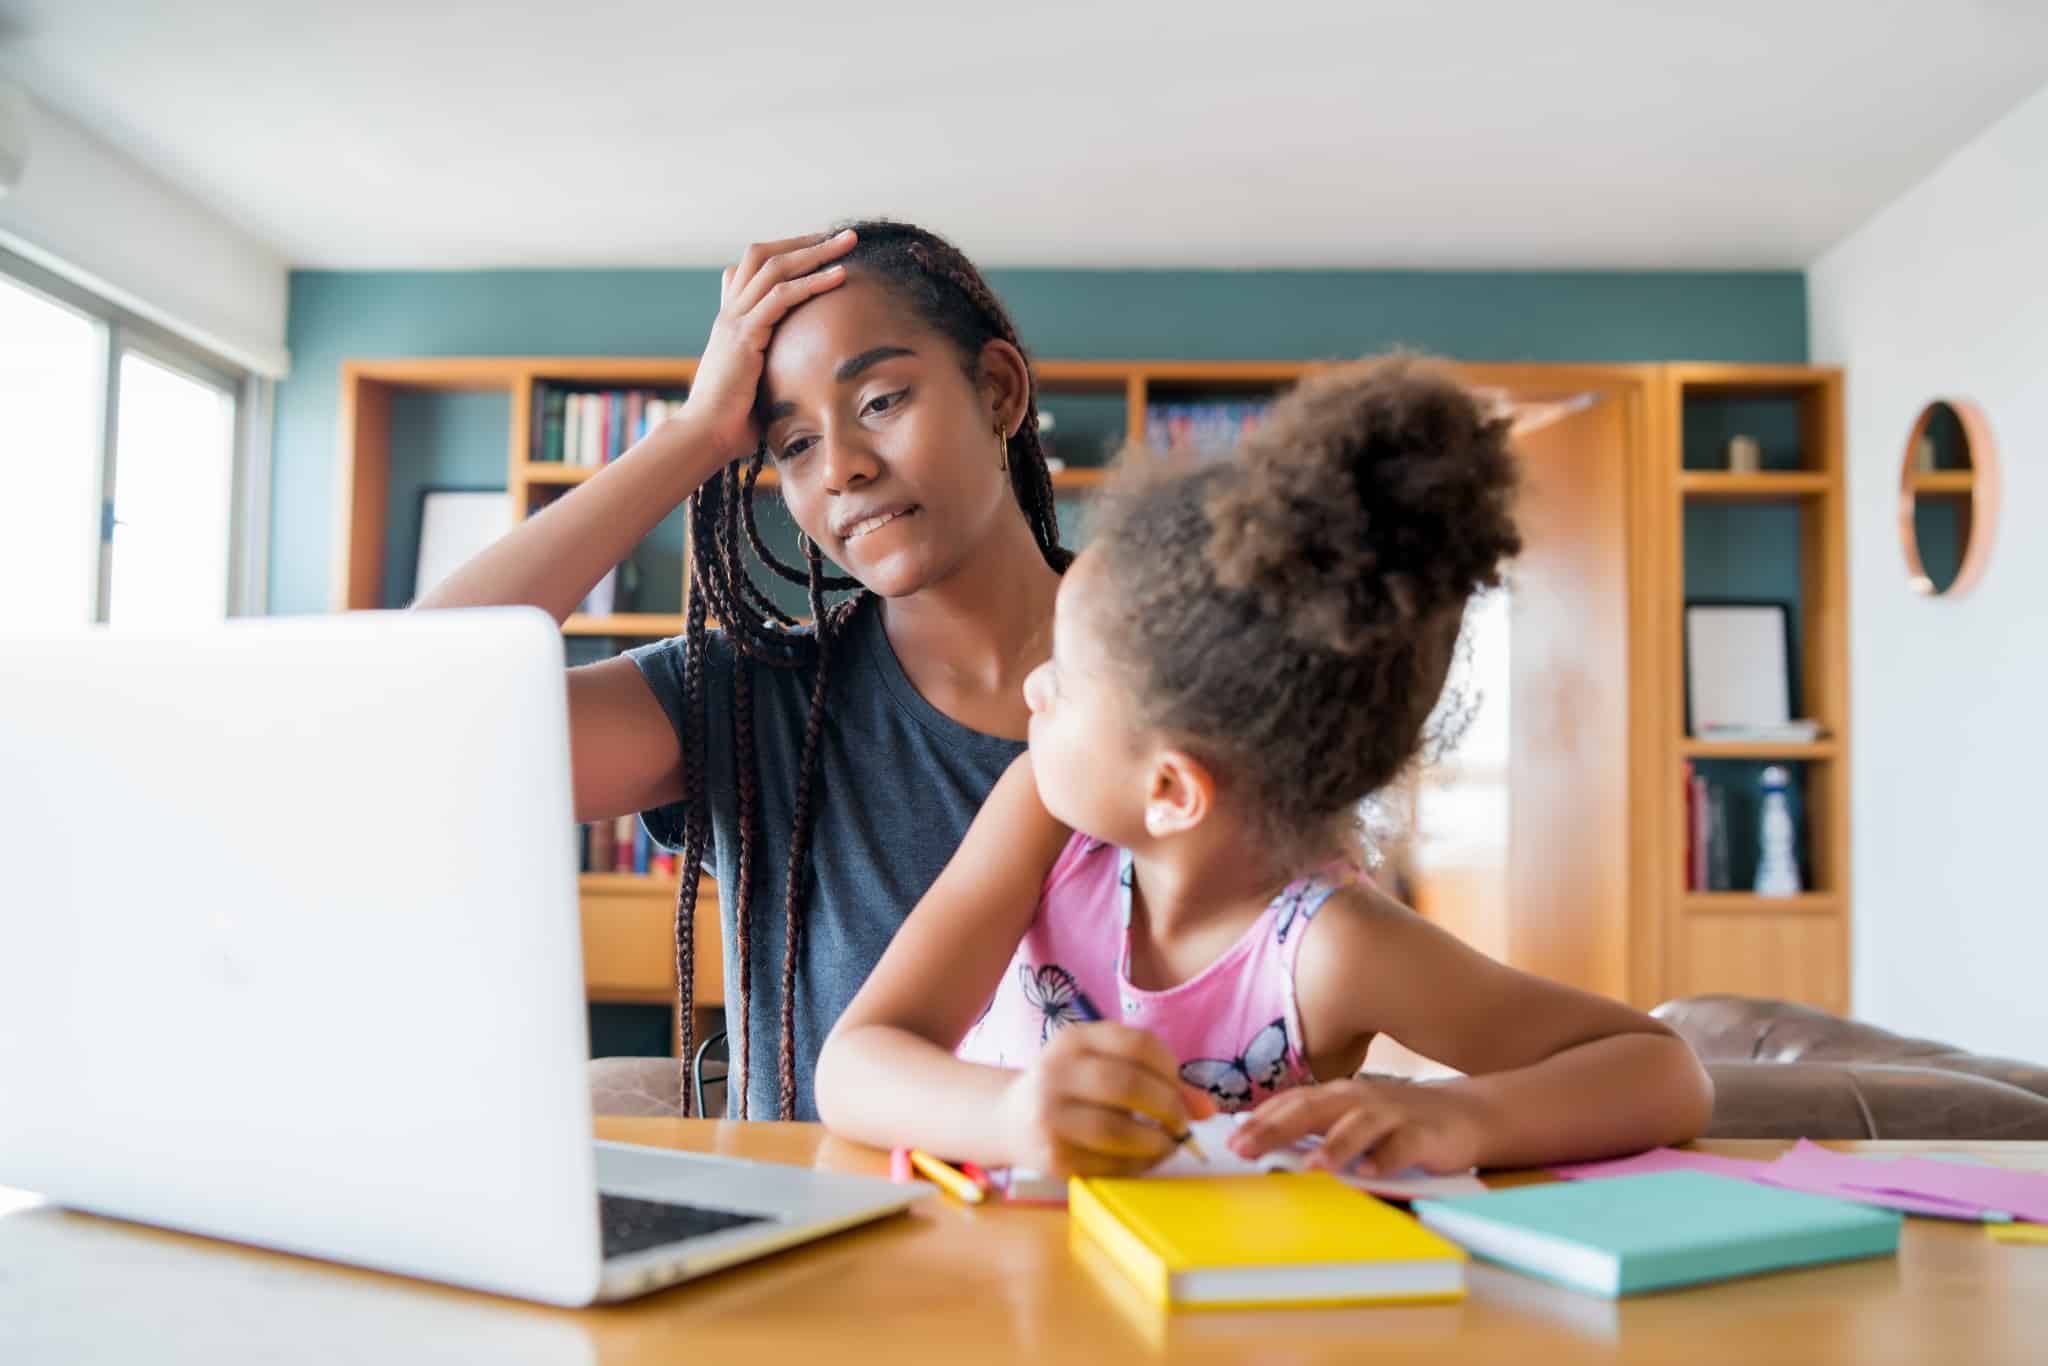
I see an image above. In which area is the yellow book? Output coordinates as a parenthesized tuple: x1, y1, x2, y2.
(1069, 1171, 1466, 1310)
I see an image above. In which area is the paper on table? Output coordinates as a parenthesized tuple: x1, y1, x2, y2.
(1989, 1222, 2048, 1245)
(1549, 1147, 1769, 1182)
(1150, 1113, 1487, 1200)
(1550, 1142, 2023, 1222)
(1769, 1140, 2048, 1223)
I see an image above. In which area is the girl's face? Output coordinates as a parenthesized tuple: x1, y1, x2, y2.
(757, 274, 1022, 599)
(1022, 548, 1154, 844)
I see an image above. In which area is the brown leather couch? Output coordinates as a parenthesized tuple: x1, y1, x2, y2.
(1655, 995, 2048, 1140)
(590, 995, 2048, 1140)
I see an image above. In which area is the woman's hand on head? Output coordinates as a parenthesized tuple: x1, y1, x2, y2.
(996, 1023, 1216, 1177)
(681, 229, 858, 465)
(1229, 1076, 1489, 1178)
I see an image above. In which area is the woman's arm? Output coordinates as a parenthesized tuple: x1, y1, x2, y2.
(411, 232, 859, 824)
(412, 411, 732, 623)
(414, 232, 857, 622)
(1235, 888, 1714, 1173)
(817, 756, 1200, 1172)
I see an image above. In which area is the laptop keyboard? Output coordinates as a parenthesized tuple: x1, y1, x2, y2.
(598, 1191, 772, 1260)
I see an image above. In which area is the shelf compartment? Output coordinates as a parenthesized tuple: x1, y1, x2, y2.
(1679, 472, 1833, 499)
(1680, 739, 1837, 761)
(563, 613, 687, 638)
(1682, 893, 1839, 915)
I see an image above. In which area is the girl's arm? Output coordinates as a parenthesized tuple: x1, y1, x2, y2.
(817, 756, 1200, 1172)
(1236, 887, 1714, 1174)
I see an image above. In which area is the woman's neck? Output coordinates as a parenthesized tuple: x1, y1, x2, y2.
(878, 518, 1061, 740)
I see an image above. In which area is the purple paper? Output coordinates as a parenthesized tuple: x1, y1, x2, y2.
(1550, 1142, 2039, 1223)
(1770, 1140, 2048, 1222)
(1549, 1147, 1768, 1182)
(1752, 1169, 1999, 1220)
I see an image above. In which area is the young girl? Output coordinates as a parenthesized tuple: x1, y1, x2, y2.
(817, 360, 1714, 1177)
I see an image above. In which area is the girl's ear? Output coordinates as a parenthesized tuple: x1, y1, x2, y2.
(977, 337, 1033, 438)
(1143, 748, 1216, 839)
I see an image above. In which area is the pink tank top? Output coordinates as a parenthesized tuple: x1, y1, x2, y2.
(956, 833, 1359, 1112)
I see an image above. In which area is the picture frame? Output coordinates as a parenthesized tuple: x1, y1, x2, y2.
(414, 488, 510, 602)
(1683, 600, 1795, 734)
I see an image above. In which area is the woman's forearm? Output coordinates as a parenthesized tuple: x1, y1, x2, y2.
(1449, 1032, 1715, 1170)
(816, 1025, 1021, 1165)
(413, 412, 736, 623)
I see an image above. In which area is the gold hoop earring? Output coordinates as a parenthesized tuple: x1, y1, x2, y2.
(996, 425, 1008, 474)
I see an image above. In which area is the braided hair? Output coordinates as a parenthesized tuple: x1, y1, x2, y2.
(671, 220, 1073, 1118)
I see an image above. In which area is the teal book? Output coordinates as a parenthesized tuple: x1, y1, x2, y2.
(1413, 1171, 1900, 1297)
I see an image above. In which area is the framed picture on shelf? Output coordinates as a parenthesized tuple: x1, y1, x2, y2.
(1683, 600, 1795, 735)
(415, 488, 510, 603)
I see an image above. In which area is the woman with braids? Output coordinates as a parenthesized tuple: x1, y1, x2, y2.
(817, 359, 1714, 1177)
(419, 222, 1069, 1120)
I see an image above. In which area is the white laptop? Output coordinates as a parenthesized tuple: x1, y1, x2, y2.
(0, 607, 922, 1305)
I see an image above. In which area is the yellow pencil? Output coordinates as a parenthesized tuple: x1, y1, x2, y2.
(908, 1149, 986, 1205)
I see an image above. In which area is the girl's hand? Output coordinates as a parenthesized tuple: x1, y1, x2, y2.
(996, 1024, 1216, 1178)
(680, 229, 859, 464)
(1229, 1077, 1490, 1177)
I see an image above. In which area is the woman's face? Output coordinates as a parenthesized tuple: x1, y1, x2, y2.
(757, 274, 1021, 599)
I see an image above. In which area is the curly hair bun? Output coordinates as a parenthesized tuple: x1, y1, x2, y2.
(1203, 357, 1522, 657)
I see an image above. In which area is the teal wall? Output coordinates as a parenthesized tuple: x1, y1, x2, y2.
(272, 267, 1806, 613)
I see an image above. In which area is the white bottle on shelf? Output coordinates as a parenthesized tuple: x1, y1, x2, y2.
(1754, 765, 1803, 897)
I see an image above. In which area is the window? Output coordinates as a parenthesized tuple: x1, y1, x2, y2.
(0, 253, 253, 626)
(0, 273, 103, 627)
(108, 350, 238, 625)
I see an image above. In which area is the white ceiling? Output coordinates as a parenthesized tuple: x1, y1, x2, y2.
(4, 1, 2046, 270)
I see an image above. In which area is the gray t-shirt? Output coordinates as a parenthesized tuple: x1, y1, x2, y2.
(628, 596, 1024, 1121)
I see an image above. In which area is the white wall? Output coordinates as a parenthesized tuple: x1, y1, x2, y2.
(1809, 82, 2048, 1060)
(0, 91, 288, 377)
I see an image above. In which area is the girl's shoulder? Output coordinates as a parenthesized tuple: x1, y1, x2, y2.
(1287, 876, 1428, 1005)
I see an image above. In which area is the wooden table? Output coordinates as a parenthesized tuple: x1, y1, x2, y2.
(4, 1125, 2044, 1364)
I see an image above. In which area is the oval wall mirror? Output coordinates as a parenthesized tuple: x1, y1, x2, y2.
(1899, 398, 1999, 597)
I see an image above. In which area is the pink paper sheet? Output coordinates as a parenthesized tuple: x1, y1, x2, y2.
(1768, 1140, 2048, 1223)
(1553, 1140, 2039, 1223)
(1548, 1147, 1767, 1182)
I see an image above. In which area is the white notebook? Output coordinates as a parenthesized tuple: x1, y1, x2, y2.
(1004, 1113, 1487, 1203)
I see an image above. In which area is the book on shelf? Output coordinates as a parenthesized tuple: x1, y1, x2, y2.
(1144, 400, 1272, 461)
(1685, 766, 1733, 892)
(532, 383, 687, 466)
(576, 820, 676, 878)
(1694, 719, 1826, 745)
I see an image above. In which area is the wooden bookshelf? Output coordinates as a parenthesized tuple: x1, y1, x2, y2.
(1683, 893, 1839, 915)
(562, 613, 689, 638)
(1677, 471, 1833, 499)
(335, 354, 1851, 1025)
(1679, 739, 1838, 761)
(1907, 471, 1974, 495)
(1666, 364, 1850, 1013)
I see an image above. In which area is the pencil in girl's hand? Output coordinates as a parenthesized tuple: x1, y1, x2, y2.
(1071, 986, 1207, 1164)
